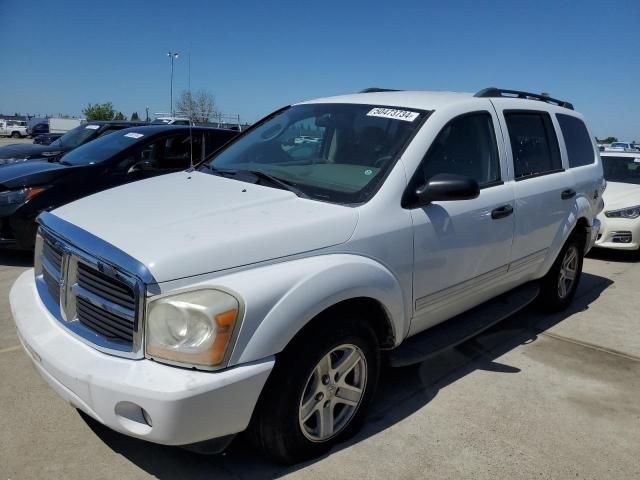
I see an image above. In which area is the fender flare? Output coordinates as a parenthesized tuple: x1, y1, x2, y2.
(224, 254, 408, 365)
(540, 195, 593, 275)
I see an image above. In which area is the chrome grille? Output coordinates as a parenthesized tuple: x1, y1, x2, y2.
(76, 296, 134, 343)
(34, 228, 144, 358)
(74, 262, 136, 345)
(42, 238, 63, 303)
(77, 263, 136, 310)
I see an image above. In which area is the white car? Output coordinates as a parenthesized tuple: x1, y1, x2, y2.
(0, 119, 28, 138)
(11, 87, 603, 464)
(606, 142, 639, 152)
(595, 152, 640, 251)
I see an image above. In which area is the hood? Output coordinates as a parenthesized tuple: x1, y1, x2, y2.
(0, 143, 64, 163)
(51, 171, 359, 282)
(602, 181, 640, 211)
(0, 159, 75, 189)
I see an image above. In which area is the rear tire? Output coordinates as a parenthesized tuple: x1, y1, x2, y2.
(537, 232, 584, 312)
(250, 316, 380, 464)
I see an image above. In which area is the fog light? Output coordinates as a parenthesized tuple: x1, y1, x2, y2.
(114, 401, 153, 435)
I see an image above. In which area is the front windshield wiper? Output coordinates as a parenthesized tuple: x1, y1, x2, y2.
(204, 166, 310, 199)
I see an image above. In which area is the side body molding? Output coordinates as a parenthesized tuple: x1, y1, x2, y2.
(206, 254, 408, 366)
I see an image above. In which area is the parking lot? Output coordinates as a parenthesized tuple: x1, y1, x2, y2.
(0, 249, 638, 479)
(0, 137, 32, 147)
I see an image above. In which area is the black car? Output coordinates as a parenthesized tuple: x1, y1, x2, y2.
(27, 121, 49, 137)
(0, 121, 145, 166)
(0, 125, 237, 249)
(33, 133, 64, 145)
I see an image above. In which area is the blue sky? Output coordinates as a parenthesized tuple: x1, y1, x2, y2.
(1, 0, 638, 139)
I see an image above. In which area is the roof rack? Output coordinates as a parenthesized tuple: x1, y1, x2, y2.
(359, 88, 402, 93)
(474, 87, 574, 110)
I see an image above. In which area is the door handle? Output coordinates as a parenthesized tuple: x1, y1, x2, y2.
(491, 204, 514, 220)
(561, 189, 576, 200)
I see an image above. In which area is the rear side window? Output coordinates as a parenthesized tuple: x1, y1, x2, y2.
(419, 112, 501, 187)
(556, 114, 595, 168)
(504, 112, 562, 179)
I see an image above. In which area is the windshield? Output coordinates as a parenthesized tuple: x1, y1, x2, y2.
(60, 130, 144, 166)
(602, 156, 640, 185)
(49, 124, 100, 150)
(201, 103, 428, 204)
(151, 118, 171, 125)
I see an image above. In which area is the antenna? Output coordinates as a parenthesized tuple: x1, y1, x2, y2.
(188, 50, 194, 168)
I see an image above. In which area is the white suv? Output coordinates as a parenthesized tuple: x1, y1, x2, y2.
(11, 87, 603, 463)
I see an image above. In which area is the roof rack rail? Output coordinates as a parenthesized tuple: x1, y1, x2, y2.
(359, 88, 402, 93)
(474, 87, 574, 110)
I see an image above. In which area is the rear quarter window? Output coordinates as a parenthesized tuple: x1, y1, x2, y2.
(556, 114, 595, 168)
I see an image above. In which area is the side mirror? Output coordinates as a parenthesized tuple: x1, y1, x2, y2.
(128, 159, 156, 174)
(403, 173, 480, 208)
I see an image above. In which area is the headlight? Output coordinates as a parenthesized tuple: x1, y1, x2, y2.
(146, 289, 240, 368)
(605, 205, 640, 219)
(0, 187, 47, 205)
(0, 157, 28, 165)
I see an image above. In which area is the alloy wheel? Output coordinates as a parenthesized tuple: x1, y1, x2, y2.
(298, 344, 367, 442)
(558, 245, 578, 299)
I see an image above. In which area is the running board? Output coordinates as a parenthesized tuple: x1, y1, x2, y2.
(389, 282, 540, 367)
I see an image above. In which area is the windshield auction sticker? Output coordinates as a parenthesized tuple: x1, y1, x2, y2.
(367, 107, 420, 122)
(85, 125, 100, 129)
(124, 132, 144, 139)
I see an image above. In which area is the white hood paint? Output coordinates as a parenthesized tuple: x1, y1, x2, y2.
(602, 182, 640, 211)
(52, 171, 359, 282)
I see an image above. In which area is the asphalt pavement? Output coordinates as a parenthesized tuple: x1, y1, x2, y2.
(1, 248, 639, 479)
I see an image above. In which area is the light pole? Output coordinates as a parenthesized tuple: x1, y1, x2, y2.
(167, 52, 179, 116)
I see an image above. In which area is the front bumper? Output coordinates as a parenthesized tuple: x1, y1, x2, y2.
(10, 270, 274, 447)
(594, 215, 640, 251)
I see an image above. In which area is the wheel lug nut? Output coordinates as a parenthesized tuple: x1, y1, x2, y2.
(315, 392, 324, 401)
(324, 400, 330, 408)
(322, 375, 330, 385)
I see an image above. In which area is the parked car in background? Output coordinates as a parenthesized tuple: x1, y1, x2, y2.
(10, 87, 603, 463)
(595, 151, 640, 251)
(0, 121, 143, 165)
(0, 119, 28, 138)
(150, 115, 192, 125)
(605, 141, 639, 152)
(33, 133, 64, 145)
(27, 121, 49, 137)
(0, 125, 237, 249)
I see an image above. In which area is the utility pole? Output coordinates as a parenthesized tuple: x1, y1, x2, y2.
(167, 52, 179, 116)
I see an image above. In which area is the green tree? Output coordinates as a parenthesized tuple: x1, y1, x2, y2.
(596, 136, 618, 144)
(131, 112, 140, 122)
(83, 102, 115, 121)
(113, 111, 126, 121)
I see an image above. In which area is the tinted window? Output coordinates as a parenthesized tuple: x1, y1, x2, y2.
(601, 156, 640, 185)
(204, 130, 236, 157)
(505, 112, 562, 179)
(116, 132, 195, 170)
(419, 112, 501, 187)
(50, 124, 99, 149)
(556, 114, 594, 168)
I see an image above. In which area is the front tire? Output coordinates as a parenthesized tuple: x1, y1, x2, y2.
(537, 232, 584, 312)
(250, 316, 380, 464)
(11, 131, 21, 138)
